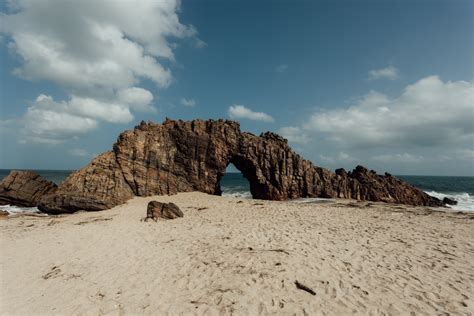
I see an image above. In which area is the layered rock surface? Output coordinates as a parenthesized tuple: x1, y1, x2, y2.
(3, 119, 444, 213)
(0, 170, 57, 207)
(146, 201, 184, 220)
(38, 152, 134, 213)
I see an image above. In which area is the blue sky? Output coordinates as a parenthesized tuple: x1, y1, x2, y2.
(0, 0, 473, 175)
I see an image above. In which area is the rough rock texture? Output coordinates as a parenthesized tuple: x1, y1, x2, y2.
(33, 118, 444, 213)
(146, 201, 183, 220)
(0, 171, 57, 207)
(38, 152, 134, 214)
(0, 210, 9, 217)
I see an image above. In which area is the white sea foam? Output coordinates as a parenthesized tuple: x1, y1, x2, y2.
(222, 191, 252, 199)
(425, 191, 474, 212)
(1, 191, 471, 214)
(0, 204, 41, 215)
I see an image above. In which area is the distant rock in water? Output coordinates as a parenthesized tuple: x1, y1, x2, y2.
(442, 197, 458, 205)
(3, 119, 444, 213)
(0, 170, 57, 207)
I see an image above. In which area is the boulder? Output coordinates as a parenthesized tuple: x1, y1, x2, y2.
(0, 171, 57, 207)
(146, 201, 183, 220)
(29, 118, 444, 213)
(442, 197, 458, 205)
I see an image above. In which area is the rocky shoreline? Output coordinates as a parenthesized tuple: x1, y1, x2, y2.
(0, 118, 446, 214)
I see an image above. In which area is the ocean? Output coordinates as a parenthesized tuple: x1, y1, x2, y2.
(1, 169, 473, 213)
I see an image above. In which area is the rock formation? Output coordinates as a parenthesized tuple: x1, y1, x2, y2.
(442, 197, 457, 205)
(38, 152, 134, 213)
(2, 118, 444, 214)
(146, 201, 184, 220)
(0, 170, 57, 207)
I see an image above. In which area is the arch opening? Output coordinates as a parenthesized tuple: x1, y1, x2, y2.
(219, 162, 251, 199)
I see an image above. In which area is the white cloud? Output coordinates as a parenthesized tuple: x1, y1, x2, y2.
(371, 153, 424, 163)
(118, 87, 155, 112)
(68, 148, 89, 157)
(305, 76, 474, 148)
(275, 64, 288, 73)
(68, 96, 133, 123)
(20, 92, 155, 144)
(278, 126, 310, 144)
(22, 95, 98, 144)
(368, 66, 399, 80)
(228, 105, 274, 122)
(181, 98, 196, 107)
(1, 1, 192, 90)
(1, 0, 199, 143)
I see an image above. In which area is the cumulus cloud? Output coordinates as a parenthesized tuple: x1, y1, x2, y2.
(181, 98, 196, 107)
(278, 126, 310, 144)
(118, 87, 155, 113)
(275, 64, 288, 73)
(305, 76, 474, 148)
(1, 0, 199, 143)
(20, 91, 155, 144)
(368, 66, 399, 80)
(228, 105, 274, 122)
(21, 95, 98, 144)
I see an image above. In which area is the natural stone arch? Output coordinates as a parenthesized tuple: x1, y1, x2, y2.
(214, 161, 251, 198)
(36, 118, 444, 214)
(223, 155, 262, 199)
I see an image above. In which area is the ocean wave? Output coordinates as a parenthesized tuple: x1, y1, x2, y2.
(425, 191, 474, 212)
(0, 204, 40, 215)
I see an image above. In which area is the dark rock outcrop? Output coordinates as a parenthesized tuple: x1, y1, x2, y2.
(146, 201, 183, 220)
(23, 118, 443, 213)
(0, 210, 9, 217)
(0, 170, 57, 207)
(442, 197, 457, 205)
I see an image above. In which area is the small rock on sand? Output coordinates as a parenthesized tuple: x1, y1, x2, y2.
(146, 201, 183, 220)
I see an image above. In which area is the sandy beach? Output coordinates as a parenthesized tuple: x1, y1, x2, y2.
(1, 192, 473, 315)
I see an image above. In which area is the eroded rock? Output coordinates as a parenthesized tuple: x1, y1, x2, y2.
(38, 152, 134, 214)
(30, 118, 444, 213)
(0, 171, 57, 207)
(443, 197, 457, 205)
(146, 201, 183, 220)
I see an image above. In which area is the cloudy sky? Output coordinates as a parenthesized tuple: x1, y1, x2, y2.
(0, 0, 473, 175)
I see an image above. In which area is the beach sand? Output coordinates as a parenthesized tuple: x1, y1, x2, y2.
(1, 192, 473, 315)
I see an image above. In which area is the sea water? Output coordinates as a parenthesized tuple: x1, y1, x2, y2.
(1, 169, 473, 213)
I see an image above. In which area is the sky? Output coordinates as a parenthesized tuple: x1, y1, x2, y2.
(0, 0, 473, 176)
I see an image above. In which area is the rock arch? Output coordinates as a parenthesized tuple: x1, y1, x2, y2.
(34, 118, 444, 214)
(225, 154, 262, 199)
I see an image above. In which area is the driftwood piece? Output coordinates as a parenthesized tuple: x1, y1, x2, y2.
(295, 280, 316, 295)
